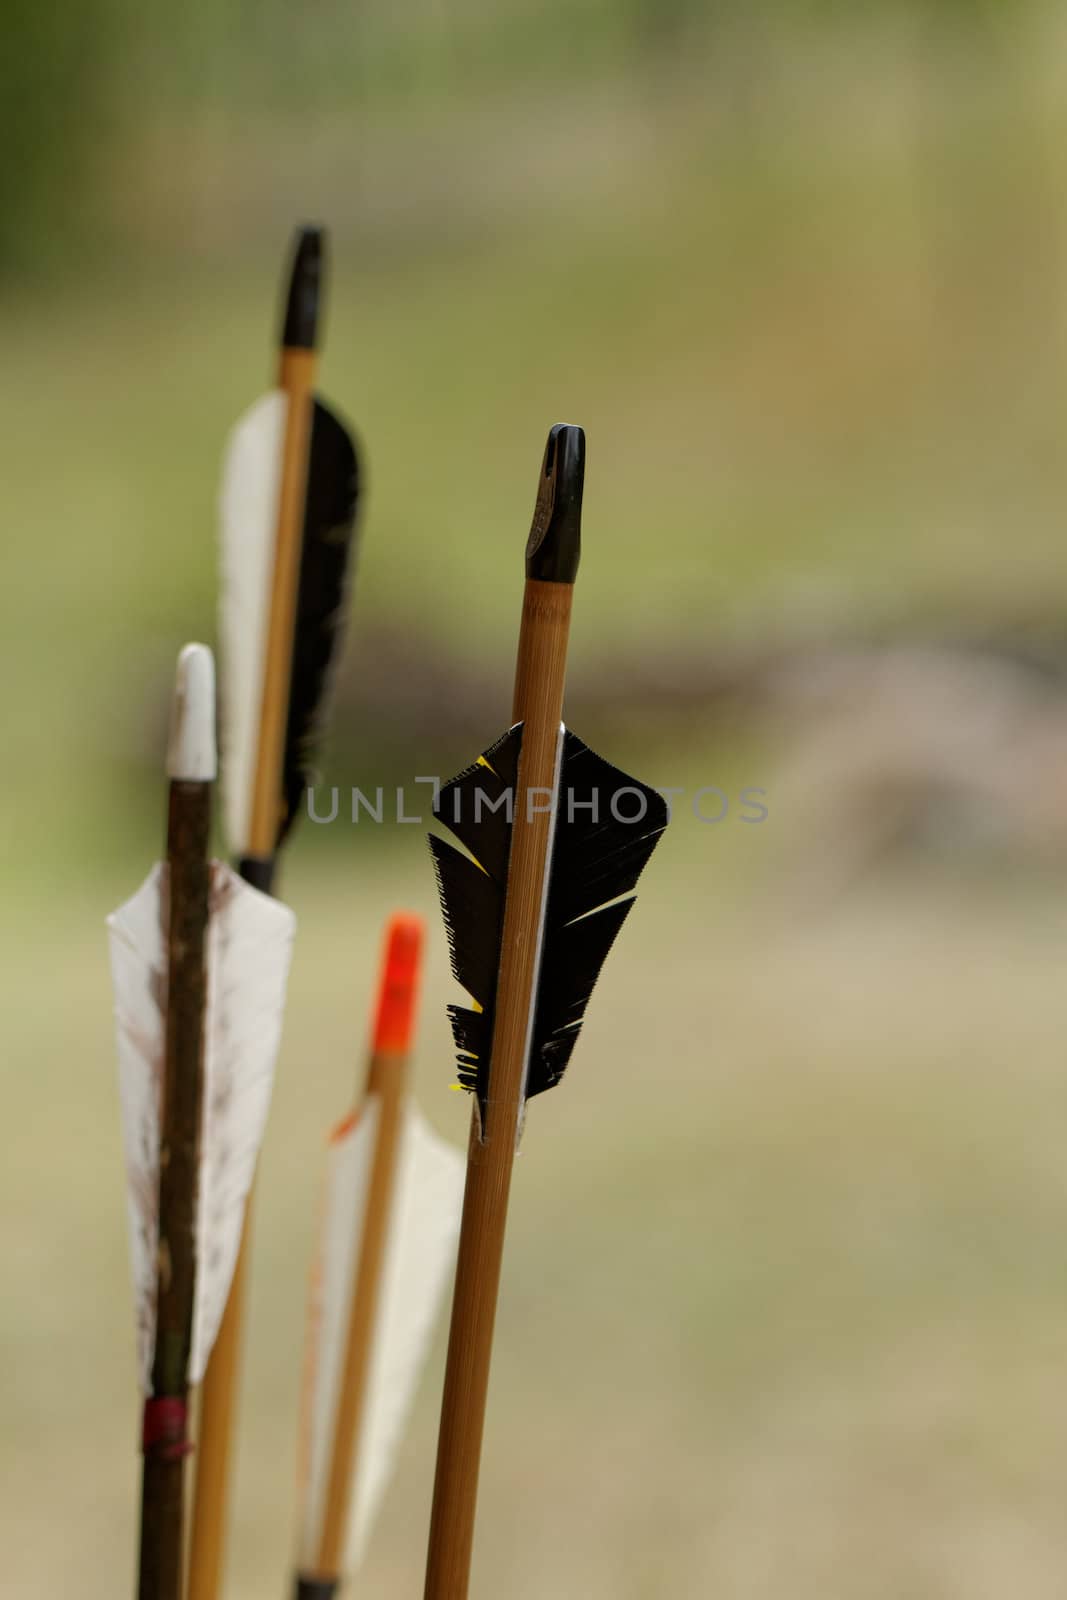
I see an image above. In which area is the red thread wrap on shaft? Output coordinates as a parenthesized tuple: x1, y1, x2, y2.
(141, 1397, 193, 1462)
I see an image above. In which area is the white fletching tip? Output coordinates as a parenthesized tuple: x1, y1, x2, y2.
(168, 643, 218, 782)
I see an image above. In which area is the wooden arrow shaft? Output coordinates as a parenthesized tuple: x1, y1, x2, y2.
(314, 1051, 408, 1577)
(188, 344, 316, 1600)
(186, 1222, 250, 1600)
(423, 578, 572, 1600)
(138, 778, 211, 1600)
(248, 346, 317, 858)
(138, 1450, 185, 1600)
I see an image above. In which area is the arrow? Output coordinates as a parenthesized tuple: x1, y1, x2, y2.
(189, 224, 362, 1600)
(423, 425, 669, 1598)
(292, 914, 464, 1599)
(107, 645, 295, 1600)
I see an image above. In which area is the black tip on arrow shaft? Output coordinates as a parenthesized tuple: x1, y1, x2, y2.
(281, 225, 325, 351)
(525, 422, 585, 583)
(294, 1578, 338, 1600)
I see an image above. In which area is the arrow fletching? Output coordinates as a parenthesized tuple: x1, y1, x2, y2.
(295, 919, 464, 1582)
(297, 1103, 464, 1573)
(108, 864, 295, 1390)
(429, 725, 668, 1120)
(219, 391, 360, 860)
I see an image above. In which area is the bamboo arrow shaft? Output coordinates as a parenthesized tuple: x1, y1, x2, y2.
(314, 1050, 407, 1577)
(293, 914, 423, 1598)
(187, 1232, 249, 1600)
(138, 776, 211, 1600)
(248, 346, 316, 859)
(424, 579, 572, 1600)
(509, 579, 573, 729)
(189, 341, 318, 1600)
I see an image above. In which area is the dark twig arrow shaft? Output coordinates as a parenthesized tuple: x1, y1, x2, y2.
(137, 777, 210, 1600)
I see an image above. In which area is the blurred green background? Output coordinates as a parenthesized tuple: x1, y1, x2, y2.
(6, 3, 1067, 1595)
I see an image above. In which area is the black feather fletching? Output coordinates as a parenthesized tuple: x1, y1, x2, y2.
(429, 724, 668, 1116)
(278, 396, 361, 846)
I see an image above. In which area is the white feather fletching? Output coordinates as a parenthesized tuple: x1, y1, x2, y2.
(298, 1098, 464, 1571)
(108, 861, 295, 1390)
(219, 389, 288, 856)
